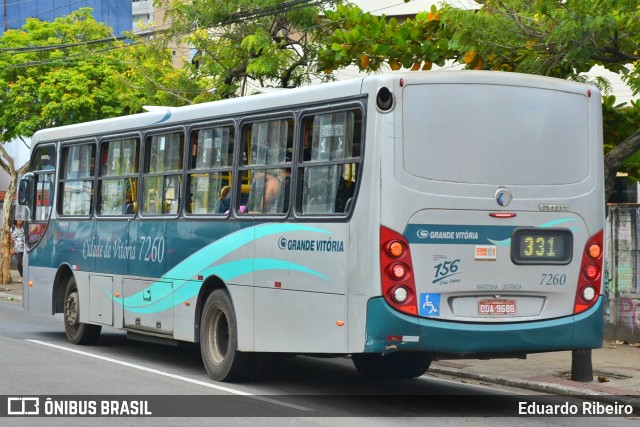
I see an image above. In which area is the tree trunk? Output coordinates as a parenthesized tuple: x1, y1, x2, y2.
(604, 130, 640, 201)
(1, 172, 17, 284)
(571, 349, 593, 382)
(0, 144, 28, 285)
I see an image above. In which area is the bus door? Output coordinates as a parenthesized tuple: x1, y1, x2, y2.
(21, 144, 57, 313)
(124, 220, 173, 335)
(122, 132, 183, 336)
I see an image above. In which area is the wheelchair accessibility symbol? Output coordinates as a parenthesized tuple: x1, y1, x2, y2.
(419, 293, 441, 317)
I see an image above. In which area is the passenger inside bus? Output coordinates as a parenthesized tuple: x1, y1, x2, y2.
(246, 169, 287, 214)
(124, 195, 135, 214)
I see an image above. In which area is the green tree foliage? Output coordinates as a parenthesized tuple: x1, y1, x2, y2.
(319, 3, 454, 72)
(0, 9, 125, 283)
(0, 9, 125, 140)
(602, 97, 640, 198)
(156, 0, 338, 99)
(113, 34, 212, 110)
(0, 9, 203, 140)
(0, 8, 198, 283)
(320, 1, 640, 200)
(443, 0, 640, 92)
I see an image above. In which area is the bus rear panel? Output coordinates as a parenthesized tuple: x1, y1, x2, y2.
(367, 72, 604, 357)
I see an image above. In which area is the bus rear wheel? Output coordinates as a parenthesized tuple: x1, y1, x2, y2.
(63, 277, 101, 345)
(352, 351, 431, 379)
(200, 289, 254, 382)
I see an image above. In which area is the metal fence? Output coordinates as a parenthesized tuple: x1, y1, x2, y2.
(606, 204, 640, 341)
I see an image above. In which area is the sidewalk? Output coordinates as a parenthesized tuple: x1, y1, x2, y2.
(430, 343, 640, 410)
(0, 269, 22, 303)
(1, 273, 638, 410)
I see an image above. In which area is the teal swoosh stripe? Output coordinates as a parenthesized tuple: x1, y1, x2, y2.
(114, 223, 331, 312)
(121, 223, 328, 305)
(164, 223, 329, 280)
(121, 259, 329, 314)
(153, 109, 172, 124)
(200, 258, 330, 283)
(488, 218, 578, 246)
(118, 280, 175, 310)
(488, 238, 512, 247)
(537, 218, 577, 228)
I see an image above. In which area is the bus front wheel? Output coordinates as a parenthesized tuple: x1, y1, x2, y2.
(200, 289, 254, 382)
(63, 277, 101, 345)
(352, 351, 431, 379)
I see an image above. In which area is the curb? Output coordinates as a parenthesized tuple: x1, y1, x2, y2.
(429, 365, 640, 411)
(0, 291, 22, 303)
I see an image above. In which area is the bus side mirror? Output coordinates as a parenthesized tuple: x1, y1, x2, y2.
(18, 174, 33, 206)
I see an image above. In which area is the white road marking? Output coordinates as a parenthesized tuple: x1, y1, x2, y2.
(27, 339, 311, 412)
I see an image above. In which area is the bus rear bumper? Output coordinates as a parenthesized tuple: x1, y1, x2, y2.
(362, 297, 604, 355)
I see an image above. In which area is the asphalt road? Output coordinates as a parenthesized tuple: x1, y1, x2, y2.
(0, 300, 634, 426)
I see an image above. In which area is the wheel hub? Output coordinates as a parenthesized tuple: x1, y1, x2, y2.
(65, 292, 79, 326)
(208, 308, 229, 364)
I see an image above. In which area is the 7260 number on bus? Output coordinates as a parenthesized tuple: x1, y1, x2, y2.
(139, 236, 165, 263)
(540, 273, 567, 286)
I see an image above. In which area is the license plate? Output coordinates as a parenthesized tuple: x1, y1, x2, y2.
(478, 299, 517, 315)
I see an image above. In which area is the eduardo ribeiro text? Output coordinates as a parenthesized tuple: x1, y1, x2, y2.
(518, 401, 634, 416)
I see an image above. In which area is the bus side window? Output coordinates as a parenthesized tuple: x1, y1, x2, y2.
(98, 138, 139, 216)
(299, 110, 362, 215)
(35, 173, 54, 221)
(59, 143, 96, 216)
(142, 132, 183, 216)
(239, 119, 292, 215)
(186, 125, 234, 215)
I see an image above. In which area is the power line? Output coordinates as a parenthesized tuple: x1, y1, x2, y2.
(0, 0, 419, 97)
(2, 0, 396, 71)
(216, 0, 331, 24)
(0, 0, 335, 56)
(0, 35, 129, 53)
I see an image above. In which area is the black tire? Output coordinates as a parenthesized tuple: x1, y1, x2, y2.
(352, 351, 431, 379)
(200, 289, 254, 382)
(63, 277, 101, 345)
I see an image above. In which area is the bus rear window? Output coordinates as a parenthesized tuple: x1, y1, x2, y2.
(402, 84, 590, 185)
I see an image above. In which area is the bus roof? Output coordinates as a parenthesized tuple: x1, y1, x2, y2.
(31, 71, 595, 144)
(31, 76, 367, 144)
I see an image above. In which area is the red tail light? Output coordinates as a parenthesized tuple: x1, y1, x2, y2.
(574, 230, 604, 314)
(380, 226, 417, 315)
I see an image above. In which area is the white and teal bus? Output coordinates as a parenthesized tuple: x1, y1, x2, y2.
(18, 71, 605, 382)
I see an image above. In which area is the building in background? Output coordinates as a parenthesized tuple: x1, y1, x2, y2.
(135, 0, 191, 67)
(132, 0, 153, 31)
(2, 0, 132, 35)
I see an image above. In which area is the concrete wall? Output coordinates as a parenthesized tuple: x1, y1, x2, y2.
(605, 205, 640, 341)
